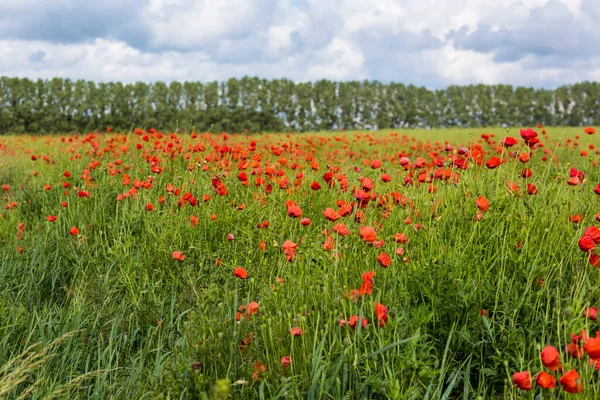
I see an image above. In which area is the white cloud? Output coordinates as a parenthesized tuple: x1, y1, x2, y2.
(305, 37, 365, 81)
(142, 0, 263, 50)
(0, 0, 597, 87)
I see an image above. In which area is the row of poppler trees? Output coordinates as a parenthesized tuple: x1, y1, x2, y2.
(1, 76, 599, 133)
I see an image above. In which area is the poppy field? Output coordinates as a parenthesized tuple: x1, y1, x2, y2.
(1, 126, 600, 399)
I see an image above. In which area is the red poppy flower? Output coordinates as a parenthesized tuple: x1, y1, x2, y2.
(566, 343, 585, 359)
(252, 361, 266, 380)
(46, 215, 57, 222)
(354, 189, 371, 207)
(375, 302, 388, 326)
(521, 168, 532, 178)
(536, 371, 556, 389)
(590, 253, 600, 267)
(595, 184, 600, 196)
(585, 226, 600, 243)
(290, 326, 303, 336)
(359, 271, 375, 296)
(485, 156, 501, 169)
(579, 235, 595, 252)
(570, 167, 585, 179)
(322, 235, 334, 251)
(393, 233, 408, 244)
(323, 208, 341, 221)
(311, 181, 321, 190)
(520, 128, 538, 142)
(540, 345, 561, 372)
(280, 356, 292, 368)
(69, 226, 79, 236)
(332, 223, 351, 236)
(512, 371, 532, 391)
(281, 240, 298, 261)
(259, 241, 267, 252)
(146, 203, 154, 211)
(17, 222, 25, 240)
(571, 330, 588, 344)
(287, 205, 302, 218)
(475, 196, 490, 212)
(559, 369, 583, 393)
(361, 177, 374, 191)
(300, 218, 311, 226)
(371, 240, 385, 248)
(172, 251, 185, 261)
(583, 306, 597, 321)
(377, 252, 391, 268)
(584, 336, 600, 360)
(359, 226, 377, 242)
(246, 301, 259, 316)
(527, 184, 538, 195)
(234, 267, 248, 279)
(348, 315, 368, 329)
(502, 137, 518, 147)
(584, 127, 596, 135)
(255, 220, 269, 229)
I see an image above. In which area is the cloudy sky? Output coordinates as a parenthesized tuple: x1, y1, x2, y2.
(0, 0, 598, 87)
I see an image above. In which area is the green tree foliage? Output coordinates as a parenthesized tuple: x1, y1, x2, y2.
(1, 76, 599, 133)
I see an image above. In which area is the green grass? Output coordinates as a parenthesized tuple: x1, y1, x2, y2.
(0, 127, 599, 399)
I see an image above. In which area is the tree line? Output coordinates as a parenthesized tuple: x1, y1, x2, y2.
(1, 76, 599, 134)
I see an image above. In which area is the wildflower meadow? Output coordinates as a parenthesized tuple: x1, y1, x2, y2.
(1, 126, 599, 399)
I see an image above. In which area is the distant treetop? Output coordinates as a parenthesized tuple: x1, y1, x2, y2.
(0, 76, 598, 133)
